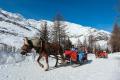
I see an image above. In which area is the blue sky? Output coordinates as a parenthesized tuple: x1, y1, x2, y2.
(0, 0, 118, 32)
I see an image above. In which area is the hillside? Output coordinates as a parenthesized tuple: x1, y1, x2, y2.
(0, 9, 110, 49)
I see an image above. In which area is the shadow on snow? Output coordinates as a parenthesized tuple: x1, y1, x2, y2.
(49, 60, 93, 71)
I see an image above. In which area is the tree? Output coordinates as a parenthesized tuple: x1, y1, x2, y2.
(109, 0, 120, 52)
(88, 35, 94, 53)
(110, 23, 120, 52)
(40, 21, 49, 43)
(77, 38, 82, 48)
(64, 37, 72, 50)
(52, 13, 67, 49)
(83, 37, 88, 48)
(76, 38, 82, 52)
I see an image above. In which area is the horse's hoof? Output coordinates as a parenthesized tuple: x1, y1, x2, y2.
(41, 65, 44, 68)
(44, 68, 49, 71)
(54, 65, 58, 67)
(38, 63, 44, 68)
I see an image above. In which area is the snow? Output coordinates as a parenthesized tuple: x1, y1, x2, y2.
(0, 8, 25, 21)
(0, 52, 120, 80)
(0, 52, 25, 64)
(0, 8, 111, 49)
(0, 8, 117, 80)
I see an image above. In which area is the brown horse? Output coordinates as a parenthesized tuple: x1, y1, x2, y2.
(20, 37, 65, 71)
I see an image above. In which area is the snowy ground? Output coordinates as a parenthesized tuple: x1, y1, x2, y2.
(0, 52, 120, 80)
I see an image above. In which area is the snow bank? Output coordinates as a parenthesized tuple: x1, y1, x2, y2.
(0, 51, 25, 65)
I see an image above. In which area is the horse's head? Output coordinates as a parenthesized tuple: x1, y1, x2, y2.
(20, 37, 33, 55)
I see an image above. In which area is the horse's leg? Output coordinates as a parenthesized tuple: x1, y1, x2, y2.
(60, 54, 65, 64)
(37, 54, 44, 68)
(55, 55, 58, 67)
(44, 53, 49, 71)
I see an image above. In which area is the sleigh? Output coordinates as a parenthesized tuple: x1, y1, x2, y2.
(64, 50, 88, 64)
(95, 51, 108, 58)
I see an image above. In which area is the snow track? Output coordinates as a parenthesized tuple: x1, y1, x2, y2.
(0, 53, 120, 80)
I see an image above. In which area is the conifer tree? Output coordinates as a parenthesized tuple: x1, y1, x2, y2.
(52, 13, 67, 49)
(110, 24, 120, 52)
(40, 21, 49, 43)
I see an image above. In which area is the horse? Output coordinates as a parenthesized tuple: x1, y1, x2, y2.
(20, 37, 65, 71)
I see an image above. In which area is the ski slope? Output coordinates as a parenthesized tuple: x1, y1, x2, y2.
(0, 52, 120, 80)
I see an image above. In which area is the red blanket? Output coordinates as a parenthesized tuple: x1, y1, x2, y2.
(64, 50, 77, 61)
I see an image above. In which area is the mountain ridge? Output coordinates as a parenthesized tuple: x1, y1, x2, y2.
(0, 8, 110, 49)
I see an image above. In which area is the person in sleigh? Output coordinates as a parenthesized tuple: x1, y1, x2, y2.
(64, 45, 78, 64)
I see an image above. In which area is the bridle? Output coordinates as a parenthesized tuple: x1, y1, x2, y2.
(22, 44, 33, 53)
(21, 37, 44, 54)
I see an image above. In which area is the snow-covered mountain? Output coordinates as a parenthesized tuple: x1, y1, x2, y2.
(64, 22, 110, 47)
(0, 8, 110, 49)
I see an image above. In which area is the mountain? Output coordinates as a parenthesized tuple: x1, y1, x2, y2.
(0, 8, 110, 49)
